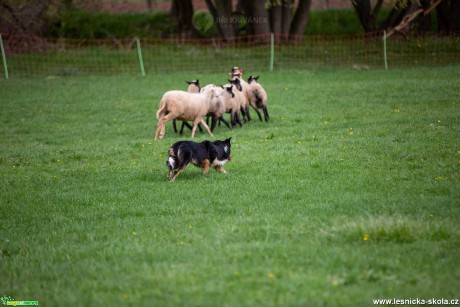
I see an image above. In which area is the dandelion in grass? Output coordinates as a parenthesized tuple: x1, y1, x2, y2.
(362, 234, 369, 241)
(267, 272, 275, 279)
(349, 128, 353, 136)
(130, 161, 136, 166)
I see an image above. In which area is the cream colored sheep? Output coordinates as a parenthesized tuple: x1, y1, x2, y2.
(223, 79, 245, 128)
(247, 75, 270, 122)
(173, 80, 202, 134)
(154, 89, 214, 140)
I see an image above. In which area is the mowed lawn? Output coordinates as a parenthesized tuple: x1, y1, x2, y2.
(0, 67, 459, 306)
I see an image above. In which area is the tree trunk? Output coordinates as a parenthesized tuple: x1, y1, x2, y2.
(281, 0, 293, 37)
(352, 0, 384, 32)
(171, 0, 196, 39)
(437, 0, 460, 32)
(290, 0, 312, 37)
(252, 0, 271, 40)
(269, 1, 282, 35)
(204, 0, 235, 40)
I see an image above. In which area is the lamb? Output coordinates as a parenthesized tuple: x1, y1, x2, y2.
(154, 88, 214, 140)
(247, 75, 270, 122)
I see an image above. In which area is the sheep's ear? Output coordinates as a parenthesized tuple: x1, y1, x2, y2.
(255, 75, 259, 80)
(186, 81, 192, 84)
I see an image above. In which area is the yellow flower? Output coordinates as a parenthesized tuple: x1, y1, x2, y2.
(362, 234, 369, 241)
(267, 272, 275, 279)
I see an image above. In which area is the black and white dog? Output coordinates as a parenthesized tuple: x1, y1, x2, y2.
(166, 138, 232, 181)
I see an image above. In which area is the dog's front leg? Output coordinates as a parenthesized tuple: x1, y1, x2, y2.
(202, 159, 210, 175)
(214, 165, 227, 174)
(170, 168, 184, 181)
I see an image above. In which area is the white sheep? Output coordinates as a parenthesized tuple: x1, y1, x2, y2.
(154, 88, 214, 140)
(247, 75, 270, 122)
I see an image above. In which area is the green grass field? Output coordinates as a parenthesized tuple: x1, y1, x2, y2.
(1, 67, 459, 306)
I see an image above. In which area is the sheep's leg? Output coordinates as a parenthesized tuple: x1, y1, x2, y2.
(155, 114, 175, 140)
(252, 106, 263, 121)
(234, 111, 243, 128)
(240, 106, 247, 123)
(218, 115, 232, 130)
(199, 118, 214, 137)
(190, 117, 206, 138)
(263, 105, 270, 121)
(154, 117, 165, 140)
(210, 116, 218, 132)
(173, 119, 178, 133)
(180, 121, 193, 134)
(245, 105, 252, 122)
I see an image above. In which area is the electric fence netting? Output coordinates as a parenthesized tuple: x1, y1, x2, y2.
(0, 32, 459, 77)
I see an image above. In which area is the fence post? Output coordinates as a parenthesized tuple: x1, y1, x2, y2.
(0, 34, 9, 79)
(383, 31, 388, 70)
(269, 33, 274, 72)
(136, 37, 146, 77)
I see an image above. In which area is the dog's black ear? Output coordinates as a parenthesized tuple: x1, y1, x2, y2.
(225, 137, 232, 144)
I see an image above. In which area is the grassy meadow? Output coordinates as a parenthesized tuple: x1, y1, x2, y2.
(0, 67, 459, 306)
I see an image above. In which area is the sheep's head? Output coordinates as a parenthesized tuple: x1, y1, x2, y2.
(248, 75, 259, 84)
(221, 85, 235, 98)
(228, 67, 243, 77)
(228, 78, 242, 91)
(186, 80, 201, 92)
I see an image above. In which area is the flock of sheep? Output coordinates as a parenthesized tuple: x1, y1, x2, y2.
(154, 67, 270, 140)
